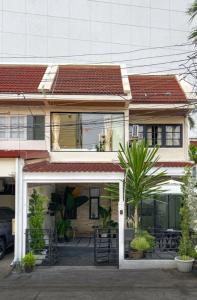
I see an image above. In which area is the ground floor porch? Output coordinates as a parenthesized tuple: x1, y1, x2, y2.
(13, 161, 191, 269)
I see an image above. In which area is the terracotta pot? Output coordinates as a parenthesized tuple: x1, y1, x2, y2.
(128, 249, 144, 259)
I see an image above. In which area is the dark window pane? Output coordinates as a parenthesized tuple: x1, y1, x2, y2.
(27, 115, 45, 140)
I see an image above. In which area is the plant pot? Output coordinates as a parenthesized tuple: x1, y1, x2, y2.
(24, 265, 34, 273)
(101, 233, 108, 238)
(35, 250, 47, 265)
(58, 236, 65, 243)
(175, 256, 194, 273)
(128, 249, 144, 259)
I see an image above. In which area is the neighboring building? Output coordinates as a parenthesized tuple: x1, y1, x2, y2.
(0, 64, 192, 269)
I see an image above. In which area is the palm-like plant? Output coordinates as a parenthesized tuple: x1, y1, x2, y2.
(188, 0, 197, 44)
(118, 140, 167, 232)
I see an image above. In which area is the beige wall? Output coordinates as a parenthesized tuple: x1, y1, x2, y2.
(0, 158, 16, 176)
(130, 114, 189, 161)
(54, 183, 118, 235)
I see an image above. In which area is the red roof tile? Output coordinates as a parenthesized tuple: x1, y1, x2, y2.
(0, 65, 47, 94)
(129, 75, 187, 103)
(23, 160, 193, 173)
(23, 161, 124, 173)
(155, 161, 193, 167)
(0, 150, 49, 159)
(53, 65, 124, 95)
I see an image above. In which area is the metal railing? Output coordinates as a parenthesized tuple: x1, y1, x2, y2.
(94, 228, 118, 266)
(26, 229, 57, 265)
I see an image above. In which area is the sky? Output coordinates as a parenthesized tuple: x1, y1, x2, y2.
(0, 0, 196, 135)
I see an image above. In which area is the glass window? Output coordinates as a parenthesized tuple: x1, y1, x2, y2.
(51, 113, 124, 151)
(130, 124, 182, 148)
(147, 125, 162, 146)
(89, 197, 99, 219)
(0, 116, 7, 139)
(10, 116, 26, 140)
(139, 195, 181, 230)
(165, 125, 181, 146)
(27, 115, 45, 140)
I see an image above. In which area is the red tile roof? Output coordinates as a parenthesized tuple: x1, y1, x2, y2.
(0, 65, 47, 94)
(23, 161, 124, 172)
(23, 160, 193, 173)
(155, 161, 194, 167)
(129, 75, 187, 103)
(0, 150, 49, 159)
(52, 65, 124, 95)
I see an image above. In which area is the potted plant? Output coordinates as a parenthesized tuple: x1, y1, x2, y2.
(175, 168, 195, 272)
(22, 252, 36, 273)
(118, 141, 167, 234)
(56, 219, 72, 242)
(28, 189, 47, 265)
(129, 230, 155, 259)
(98, 206, 118, 237)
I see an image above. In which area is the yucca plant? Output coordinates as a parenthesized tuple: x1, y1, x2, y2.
(118, 140, 167, 233)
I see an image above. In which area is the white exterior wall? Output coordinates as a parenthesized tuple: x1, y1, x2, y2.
(0, 158, 16, 176)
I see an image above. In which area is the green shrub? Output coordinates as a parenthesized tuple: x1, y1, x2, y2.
(130, 236, 150, 251)
(22, 252, 36, 268)
(29, 189, 46, 253)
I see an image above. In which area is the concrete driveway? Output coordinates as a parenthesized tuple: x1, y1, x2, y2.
(0, 267, 197, 299)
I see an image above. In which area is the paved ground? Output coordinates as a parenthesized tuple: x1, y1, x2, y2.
(0, 266, 197, 299)
(0, 250, 13, 279)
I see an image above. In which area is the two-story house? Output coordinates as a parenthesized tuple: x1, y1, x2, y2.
(0, 64, 192, 269)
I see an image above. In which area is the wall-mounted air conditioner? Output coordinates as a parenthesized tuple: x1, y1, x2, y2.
(130, 125, 139, 139)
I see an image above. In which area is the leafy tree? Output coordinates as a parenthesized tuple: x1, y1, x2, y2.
(178, 168, 195, 259)
(188, 0, 197, 44)
(189, 143, 197, 163)
(118, 140, 167, 232)
(29, 189, 46, 252)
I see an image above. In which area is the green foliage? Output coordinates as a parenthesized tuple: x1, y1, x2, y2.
(136, 230, 155, 249)
(102, 183, 119, 202)
(178, 168, 195, 259)
(29, 189, 46, 253)
(99, 206, 118, 228)
(130, 237, 150, 251)
(48, 187, 88, 219)
(189, 144, 197, 163)
(22, 252, 36, 268)
(56, 219, 71, 238)
(188, 0, 197, 44)
(118, 140, 167, 231)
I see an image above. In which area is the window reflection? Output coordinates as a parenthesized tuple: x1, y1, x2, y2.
(51, 113, 124, 151)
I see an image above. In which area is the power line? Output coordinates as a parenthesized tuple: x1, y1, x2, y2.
(0, 42, 193, 59)
(88, 0, 187, 14)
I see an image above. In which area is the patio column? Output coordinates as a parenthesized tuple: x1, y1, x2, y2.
(118, 180, 124, 267)
(14, 158, 24, 262)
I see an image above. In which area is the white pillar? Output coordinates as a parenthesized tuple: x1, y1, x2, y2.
(118, 180, 125, 268)
(22, 181, 28, 258)
(14, 158, 24, 262)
